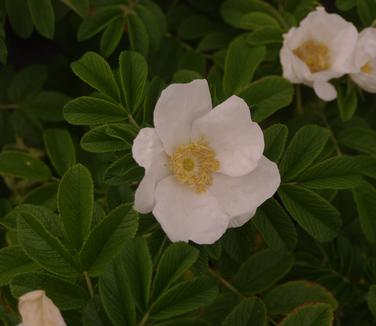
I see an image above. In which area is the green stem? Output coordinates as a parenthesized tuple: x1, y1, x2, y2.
(139, 311, 150, 326)
(84, 272, 94, 298)
(207, 268, 244, 299)
(317, 104, 342, 156)
(295, 85, 303, 115)
(128, 114, 141, 130)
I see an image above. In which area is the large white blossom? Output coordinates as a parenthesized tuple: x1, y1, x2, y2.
(17, 290, 66, 326)
(280, 7, 358, 101)
(350, 28, 376, 93)
(132, 79, 280, 244)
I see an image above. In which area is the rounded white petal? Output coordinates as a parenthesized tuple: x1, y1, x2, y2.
(229, 210, 256, 228)
(153, 176, 230, 244)
(132, 128, 163, 170)
(154, 79, 212, 154)
(313, 81, 337, 101)
(351, 72, 376, 93)
(134, 152, 170, 214)
(18, 290, 66, 326)
(209, 156, 280, 219)
(191, 95, 264, 177)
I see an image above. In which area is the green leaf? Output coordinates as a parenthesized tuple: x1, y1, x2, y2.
(278, 185, 341, 242)
(222, 297, 266, 326)
(172, 70, 202, 83)
(338, 127, 376, 156)
(153, 243, 199, 300)
(177, 14, 213, 40)
(43, 129, 76, 176)
(5, 0, 33, 38)
(253, 198, 297, 253)
(279, 125, 330, 181)
(100, 18, 125, 57)
(223, 37, 265, 96)
(58, 164, 93, 249)
(119, 51, 148, 113)
(263, 124, 288, 162)
(60, 0, 89, 17)
(279, 303, 334, 326)
(71, 52, 120, 101)
(0, 246, 39, 286)
(80, 204, 138, 276)
(11, 272, 89, 310)
(80, 124, 134, 153)
(353, 182, 376, 243)
(18, 212, 80, 276)
(233, 248, 294, 294)
(297, 156, 363, 189)
(337, 83, 357, 121)
(119, 237, 152, 311)
(283, 0, 316, 20)
(103, 153, 144, 185)
(27, 0, 55, 39)
(368, 285, 376, 318)
(239, 76, 293, 122)
(64, 96, 127, 125)
(336, 0, 357, 11)
(264, 280, 338, 315)
(240, 11, 280, 30)
(99, 258, 136, 326)
(150, 276, 218, 321)
(0, 151, 51, 181)
(78, 7, 122, 41)
(357, 0, 376, 26)
(143, 76, 166, 124)
(247, 27, 283, 45)
(127, 13, 149, 57)
(22, 183, 58, 211)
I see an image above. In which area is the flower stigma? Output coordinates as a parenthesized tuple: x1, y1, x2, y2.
(293, 40, 331, 73)
(170, 139, 220, 193)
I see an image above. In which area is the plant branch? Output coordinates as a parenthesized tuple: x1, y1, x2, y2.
(84, 272, 94, 298)
(207, 267, 245, 299)
(128, 114, 141, 130)
(139, 311, 150, 326)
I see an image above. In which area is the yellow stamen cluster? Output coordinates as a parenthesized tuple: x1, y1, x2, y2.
(293, 40, 331, 73)
(361, 62, 373, 74)
(170, 139, 220, 193)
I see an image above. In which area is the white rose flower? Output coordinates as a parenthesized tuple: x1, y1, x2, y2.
(350, 28, 376, 93)
(17, 290, 66, 326)
(280, 7, 358, 101)
(132, 79, 280, 244)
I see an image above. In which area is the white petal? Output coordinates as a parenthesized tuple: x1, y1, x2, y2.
(153, 176, 229, 244)
(134, 152, 170, 214)
(154, 79, 212, 154)
(18, 290, 66, 326)
(229, 210, 256, 228)
(313, 81, 337, 101)
(191, 96, 264, 177)
(209, 156, 280, 218)
(132, 128, 163, 170)
(351, 72, 376, 93)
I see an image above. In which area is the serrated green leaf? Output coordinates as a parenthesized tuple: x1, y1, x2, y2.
(253, 198, 297, 253)
(263, 124, 288, 162)
(338, 127, 376, 156)
(80, 204, 138, 276)
(64, 96, 127, 125)
(143, 76, 166, 124)
(100, 18, 125, 57)
(223, 37, 265, 95)
(278, 185, 341, 242)
(150, 276, 218, 321)
(357, 0, 376, 26)
(11, 272, 89, 310)
(71, 52, 120, 101)
(0, 151, 51, 181)
(247, 27, 282, 45)
(153, 243, 199, 300)
(239, 76, 293, 122)
(279, 303, 334, 326)
(119, 51, 148, 113)
(172, 69, 202, 83)
(337, 83, 357, 121)
(264, 280, 338, 315)
(127, 13, 149, 57)
(27, 0, 55, 39)
(279, 125, 330, 181)
(21, 183, 58, 211)
(222, 297, 266, 326)
(0, 246, 39, 286)
(240, 11, 280, 29)
(233, 248, 294, 294)
(44, 129, 76, 176)
(103, 153, 143, 185)
(5, 0, 33, 38)
(60, 0, 89, 17)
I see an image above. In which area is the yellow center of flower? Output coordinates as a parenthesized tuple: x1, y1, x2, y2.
(170, 139, 220, 193)
(293, 40, 331, 73)
(361, 62, 373, 74)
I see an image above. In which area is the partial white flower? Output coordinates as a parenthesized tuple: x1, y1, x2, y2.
(350, 28, 376, 93)
(280, 6, 358, 101)
(132, 79, 280, 244)
(18, 290, 66, 326)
